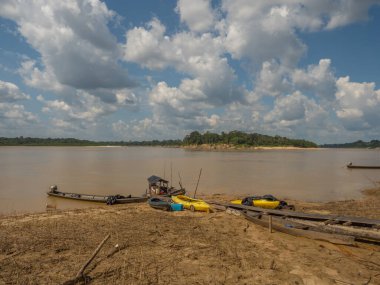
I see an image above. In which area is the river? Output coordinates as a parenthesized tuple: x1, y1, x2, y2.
(0, 146, 379, 215)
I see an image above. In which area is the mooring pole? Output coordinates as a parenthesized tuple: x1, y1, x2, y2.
(193, 168, 202, 198)
(269, 215, 273, 233)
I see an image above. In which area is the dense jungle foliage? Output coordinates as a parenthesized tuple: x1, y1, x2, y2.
(0, 131, 318, 148)
(321, 140, 380, 149)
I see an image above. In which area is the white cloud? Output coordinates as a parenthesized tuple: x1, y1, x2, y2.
(148, 81, 221, 131)
(0, 80, 30, 102)
(0, 102, 38, 126)
(1, 0, 134, 91)
(176, 0, 215, 33)
(292, 59, 336, 100)
(335, 76, 380, 131)
(325, 0, 379, 30)
(253, 60, 292, 98)
(37, 91, 118, 123)
(124, 17, 244, 131)
(219, 0, 379, 67)
(264, 91, 327, 131)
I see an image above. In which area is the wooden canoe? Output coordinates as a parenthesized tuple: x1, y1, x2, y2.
(347, 164, 380, 169)
(241, 211, 380, 243)
(242, 211, 355, 245)
(47, 188, 148, 204)
(222, 203, 380, 228)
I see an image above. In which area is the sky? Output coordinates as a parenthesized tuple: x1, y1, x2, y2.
(1, 0, 380, 144)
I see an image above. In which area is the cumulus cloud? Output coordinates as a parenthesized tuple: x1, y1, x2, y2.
(1, 0, 134, 91)
(264, 91, 327, 131)
(124, 17, 244, 131)
(0, 102, 38, 126)
(219, 0, 379, 67)
(37, 91, 121, 124)
(0, 80, 30, 102)
(148, 81, 221, 131)
(292, 59, 336, 100)
(176, 0, 215, 33)
(1, 0, 379, 141)
(335, 76, 380, 131)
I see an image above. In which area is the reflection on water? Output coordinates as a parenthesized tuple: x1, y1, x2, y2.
(0, 146, 379, 214)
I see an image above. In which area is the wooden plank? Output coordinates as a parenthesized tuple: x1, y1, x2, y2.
(221, 203, 380, 227)
(243, 212, 355, 245)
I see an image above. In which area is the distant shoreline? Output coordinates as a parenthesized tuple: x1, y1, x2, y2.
(182, 144, 320, 151)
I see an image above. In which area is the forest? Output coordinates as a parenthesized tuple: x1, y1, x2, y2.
(0, 131, 317, 148)
(182, 131, 317, 148)
(321, 140, 380, 149)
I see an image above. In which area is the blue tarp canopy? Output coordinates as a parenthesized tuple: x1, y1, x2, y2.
(147, 175, 168, 185)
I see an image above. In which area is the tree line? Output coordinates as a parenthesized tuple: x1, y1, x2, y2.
(321, 140, 380, 149)
(182, 131, 317, 148)
(0, 131, 318, 148)
(0, 136, 181, 146)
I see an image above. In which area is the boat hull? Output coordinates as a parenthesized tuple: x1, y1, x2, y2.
(171, 195, 210, 212)
(347, 165, 380, 169)
(47, 191, 148, 204)
(148, 197, 171, 211)
(231, 199, 280, 209)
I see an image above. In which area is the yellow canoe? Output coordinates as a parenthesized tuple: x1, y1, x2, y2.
(172, 195, 211, 212)
(231, 199, 280, 209)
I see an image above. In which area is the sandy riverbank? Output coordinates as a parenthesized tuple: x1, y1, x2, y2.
(0, 189, 379, 284)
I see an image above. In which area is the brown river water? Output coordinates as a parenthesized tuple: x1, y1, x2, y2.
(0, 146, 379, 215)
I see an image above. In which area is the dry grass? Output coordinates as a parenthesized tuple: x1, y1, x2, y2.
(1, 198, 380, 285)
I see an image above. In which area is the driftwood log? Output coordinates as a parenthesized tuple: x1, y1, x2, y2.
(75, 234, 111, 279)
(63, 234, 110, 285)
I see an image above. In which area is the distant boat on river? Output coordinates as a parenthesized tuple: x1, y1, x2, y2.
(346, 162, 380, 169)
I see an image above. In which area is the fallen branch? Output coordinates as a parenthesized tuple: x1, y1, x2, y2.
(64, 234, 110, 285)
(76, 234, 111, 279)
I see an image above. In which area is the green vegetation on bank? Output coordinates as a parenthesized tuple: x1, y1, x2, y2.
(183, 131, 317, 148)
(0, 131, 318, 148)
(0, 137, 181, 146)
(321, 140, 380, 149)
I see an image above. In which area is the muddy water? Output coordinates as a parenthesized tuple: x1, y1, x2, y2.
(0, 146, 379, 214)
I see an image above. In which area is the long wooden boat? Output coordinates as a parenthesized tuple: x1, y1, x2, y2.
(212, 202, 380, 228)
(172, 195, 211, 212)
(241, 211, 380, 243)
(347, 163, 380, 169)
(47, 186, 148, 205)
(242, 211, 355, 245)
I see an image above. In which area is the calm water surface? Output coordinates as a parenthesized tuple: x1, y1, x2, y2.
(0, 146, 379, 214)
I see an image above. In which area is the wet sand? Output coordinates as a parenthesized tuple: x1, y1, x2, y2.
(0, 188, 379, 285)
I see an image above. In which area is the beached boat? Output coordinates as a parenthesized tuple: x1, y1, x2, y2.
(242, 211, 355, 245)
(148, 197, 172, 211)
(146, 175, 186, 197)
(148, 197, 184, 211)
(231, 195, 294, 210)
(47, 185, 148, 205)
(171, 195, 211, 212)
(346, 162, 380, 169)
(221, 202, 380, 228)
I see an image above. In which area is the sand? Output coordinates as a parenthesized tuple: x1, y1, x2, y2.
(0, 189, 379, 285)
